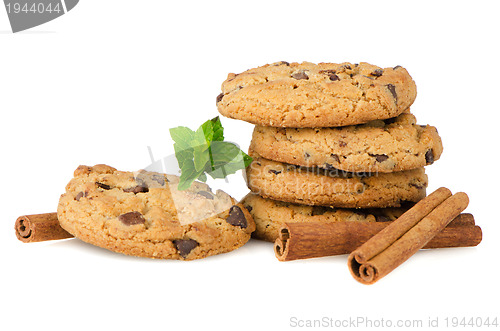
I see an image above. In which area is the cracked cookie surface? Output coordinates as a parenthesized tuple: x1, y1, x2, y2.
(217, 61, 417, 127)
(241, 193, 410, 242)
(250, 113, 442, 172)
(57, 164, 255, 260)
(246, 152, 427, 208)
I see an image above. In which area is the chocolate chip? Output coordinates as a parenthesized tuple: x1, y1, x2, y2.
(173, 239, 198, 258)
(269, 169, 281, 175)
(226, 205, 248, 228)
(275, 61, 290, 66)
(329, 74, 340, 81)
(245, 205, 253, 212)
(197, 191, 214, 199)
(75, 191, 87, 201)
(393, 65, 402, 70)
(152, 174, 166, 186)
(339, 141, 347, 147)
(96, 182, 111, 190)
(376, 215, 392, 222)
(371, 69, 383, 77)
(304, 152, 311, 159)
(425, 150, 434, 164)
(370, 154, 389, 162)
(330, 154, 340, 163)
(118, 211, 146, 226)
(216, 93, 224, 103)
(386, 84, 398, 102)
(319, 70, 339, 81)
(340, 64, 352, 70)
(292, 71, 309, 80)
(410, 183, 425, 190)
(123, 185, 149, 194)
(311, 206, 328, 216)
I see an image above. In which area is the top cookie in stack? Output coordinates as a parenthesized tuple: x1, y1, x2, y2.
(216, 61, 416, 127)
(216, 61, 443, 241)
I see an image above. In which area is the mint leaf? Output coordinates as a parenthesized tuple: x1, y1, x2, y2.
(206, 141, 252, 179)
(193, 145, 210, 172)
(211, 116, 224, 142)
(169, 126, 194, 150)
(177, 159, 205, 191)
(170, 117, 252, 190)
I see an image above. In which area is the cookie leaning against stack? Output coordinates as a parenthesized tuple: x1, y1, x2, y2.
(57, 164, 255, 260)
(217, 61, 443, 241)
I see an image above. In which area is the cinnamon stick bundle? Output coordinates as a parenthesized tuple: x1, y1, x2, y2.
(15, 213, 73, 243)
(348, 187, 470, 284)
(274, 212, 481, 261)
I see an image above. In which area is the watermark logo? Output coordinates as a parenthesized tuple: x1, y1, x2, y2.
(4, 0, 79, 33)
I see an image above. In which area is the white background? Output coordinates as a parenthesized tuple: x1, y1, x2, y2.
(1, 1, 499, 330)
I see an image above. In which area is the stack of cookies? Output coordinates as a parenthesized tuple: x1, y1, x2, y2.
(216, 61, 443, 242)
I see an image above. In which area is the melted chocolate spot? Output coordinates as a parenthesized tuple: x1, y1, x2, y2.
(319, 70, 339, 81)
(329, 74, 340, 81)
(371, 69, 383, 77)
(425, 150, 434, 165)
(123, 185, 149, 194)
(96, 182, 111, 190)
(226, 205, 248, 228)
(152, 174, 166, 186)
(275, 61, 290, 66)
(292, 71, 309, 80)
(118, 211, 146, 226)
(410, 183, 425, 190)
(75, 191, 87, 201)
(173, 239, 198, 258)
(269, 169, 281, 175)
(370, 154, 389, 162)
(197, 191, 214, 200)
(216, 93, 224, 103)
(386, 84, 398, 102)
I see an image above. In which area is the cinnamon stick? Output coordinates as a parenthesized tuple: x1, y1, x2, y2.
(348, 188, 470, 284)
(15, 213, 73, 243)
(274, 213, 481, 261)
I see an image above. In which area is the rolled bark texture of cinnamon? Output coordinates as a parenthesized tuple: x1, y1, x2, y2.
(348, 187, 471, 285)
(15, 213, 73, 243)
(274, 212, 481, 262)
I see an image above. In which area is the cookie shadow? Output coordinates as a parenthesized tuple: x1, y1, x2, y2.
(46, 238, 256, 263)
(47, 238, 178, 263)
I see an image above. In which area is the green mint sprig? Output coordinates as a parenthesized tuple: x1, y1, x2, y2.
(169, 116, 252, 190)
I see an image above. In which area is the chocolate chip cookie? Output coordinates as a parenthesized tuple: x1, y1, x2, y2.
(246, 152, 427, 208)
(249, 113, 442, 172)
(241, 193, 410, 242)
(57, 164, 255, 260)
(217, 61, 417, 127)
